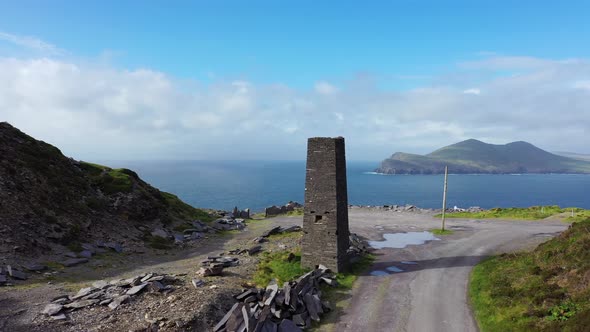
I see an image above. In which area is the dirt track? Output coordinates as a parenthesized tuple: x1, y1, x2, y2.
(325, 209, 568, 332)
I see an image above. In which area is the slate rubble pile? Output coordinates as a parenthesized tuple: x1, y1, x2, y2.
(0, 265, 30, 285)
(41, 273, 178, 321)
(349, 204, 485, 214)
(264, 201, 303, 218)
(213, 265, 337, 332)
(197, 255, 241, 277)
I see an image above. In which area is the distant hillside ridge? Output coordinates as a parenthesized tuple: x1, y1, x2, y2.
(0, 122, 212, 259)
(376, 139, 590, 174)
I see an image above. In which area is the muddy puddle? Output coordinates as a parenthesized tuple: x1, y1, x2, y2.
(369, 231, 440, 249)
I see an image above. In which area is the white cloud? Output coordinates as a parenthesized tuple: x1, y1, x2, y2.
(1, 55, 589, 161)
(0, 31, 64, 55)
(463, 88, 481, 95)
(573, 80, 590, 90)
(314, 81, 338, 95)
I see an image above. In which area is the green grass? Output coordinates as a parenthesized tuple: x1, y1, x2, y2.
(469, 217, 590, 331)
(286, 208, 304, 216)
(430, 228, 454, 235)
(80, 161, 134, 194)
(143, 235, 174, 249)
(160, 191, 213, 222)
(253, 250, 310, 286)
(267, 231, 303, 241)
(440, 206, 588, 220)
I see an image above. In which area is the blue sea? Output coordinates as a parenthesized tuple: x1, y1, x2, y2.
(103, 160, 590, 212)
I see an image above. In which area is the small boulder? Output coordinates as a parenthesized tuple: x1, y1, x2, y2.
(42, 303, 63, 316)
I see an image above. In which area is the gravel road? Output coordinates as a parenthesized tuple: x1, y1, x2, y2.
(325, 209, 568, 332)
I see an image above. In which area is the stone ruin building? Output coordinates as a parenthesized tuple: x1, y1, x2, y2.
(301, 137, 350, 273)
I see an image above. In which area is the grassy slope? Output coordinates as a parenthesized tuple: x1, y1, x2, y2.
(469, 218, 590, 332)
(441, 206, 589, 221)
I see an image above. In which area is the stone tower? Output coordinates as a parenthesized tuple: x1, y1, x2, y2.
(301, 137, 350, 272)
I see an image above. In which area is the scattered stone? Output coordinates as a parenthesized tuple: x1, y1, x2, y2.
(191, 279, 205, 288)
(248, 245, 262, 255)
(23, 263, 47, 272)
(78, 250, 93, 258)
(148, 281, 165, 292)
(62, 258, 89, 267)
(99, 299, 112, 306)
(105, 242, 123, 253)
(42, 303, 63, 316)
(261, 226, 282, 238)
(64, 299, 100, 309)
(7, 268, 28, 280)
(71, 287, 96, 300)
(64, 252, 78, 258)
(126, 283, 148, 295)
(50, 313, 67, 321)
(108, 295, 130, 310)
(197, 265, 224, 277)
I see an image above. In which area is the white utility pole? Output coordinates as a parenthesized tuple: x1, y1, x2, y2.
(441, 166, 449, 231)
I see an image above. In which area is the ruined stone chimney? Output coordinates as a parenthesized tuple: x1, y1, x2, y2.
(301, 137, 350, 272)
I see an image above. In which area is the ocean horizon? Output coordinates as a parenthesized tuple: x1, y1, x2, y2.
(101, 160, 590, 212)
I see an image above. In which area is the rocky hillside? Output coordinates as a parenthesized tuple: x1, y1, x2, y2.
(376, 139, 590, 174)
(0, 122, 211, 261)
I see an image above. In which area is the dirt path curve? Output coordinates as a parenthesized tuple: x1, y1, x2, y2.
(328, 209, 568, 332)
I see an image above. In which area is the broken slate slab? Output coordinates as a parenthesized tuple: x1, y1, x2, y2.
(213, 302, 239, 332)
(50, 313, 67, 321)
(78, 250, 93, 258)
(23, 263, 47, 272)
(248, 245, 262, 255)
(105, 242, 123, 253)
(64, 299, 100, 309)
(71, 287, 96, 300)
(62, 258, 89, 267)
(42, 303, 63, 316)
(126, 283, 148, 295)
(0, 274, 6, 284)
(108, 295, 130, 310)
(279, 319, 302, 332)
(7, 268, 28, 280)
(191, 279, 205, 288)
(197, 265, 224, 277)
(148, 281, 165, 292)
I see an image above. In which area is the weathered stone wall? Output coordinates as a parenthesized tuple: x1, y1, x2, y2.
(301, 137, 350, 272)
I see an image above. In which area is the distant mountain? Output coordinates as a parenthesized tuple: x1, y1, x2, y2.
(375, 139, 590, 174)
(553, 151, 590, 162)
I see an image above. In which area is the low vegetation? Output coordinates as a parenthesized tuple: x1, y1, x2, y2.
(160, 191, 213, 222)
(286, 208, 304, 216)
(469, 218, 590, 331)
(430, 228, 454, 235)
(80, 161, 134, 194)
(441, 206, 588, 220)
(253, 250, 310, 286)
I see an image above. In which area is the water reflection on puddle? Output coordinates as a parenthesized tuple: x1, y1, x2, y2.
(369, 231, 440, 249)
(386, 266, 404, 273)
(370, 270, 389, 276)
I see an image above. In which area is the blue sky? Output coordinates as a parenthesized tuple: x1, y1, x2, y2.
(1, 1, 590, 160)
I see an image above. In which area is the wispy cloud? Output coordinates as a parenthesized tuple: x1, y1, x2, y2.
(0, 31, 64, 55)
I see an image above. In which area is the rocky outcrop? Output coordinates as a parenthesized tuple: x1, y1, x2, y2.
(0, 122, 213, 262)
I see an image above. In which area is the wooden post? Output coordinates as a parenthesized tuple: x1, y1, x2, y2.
(441, 165, 448, 231)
